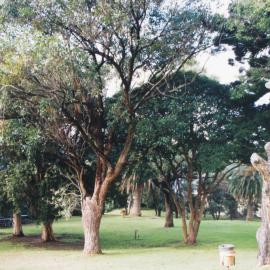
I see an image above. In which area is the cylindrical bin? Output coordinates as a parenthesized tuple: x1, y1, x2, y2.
(218, 244, 236, 267)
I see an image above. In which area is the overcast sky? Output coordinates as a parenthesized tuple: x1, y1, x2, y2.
(194, 0, 242, 84)
(105, 0, 270, 104)
(201, 0, 270, 105)
(166, 0, 270, 105)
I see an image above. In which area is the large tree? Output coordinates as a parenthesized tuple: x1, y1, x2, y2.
(0, 0, 216, 254)
(0, 119, 67, 241)
(221, 1, 270, 265)
(131, 73, 240, 244)
(220, 0, 270, 110)
(0, 120, 35, 238)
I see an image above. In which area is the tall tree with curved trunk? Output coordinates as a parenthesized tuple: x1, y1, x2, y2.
(132, 73, 241, 245)
(0, 0, 217, 254)
(251, 142, 270, 266)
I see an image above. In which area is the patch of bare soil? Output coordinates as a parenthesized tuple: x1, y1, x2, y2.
(0, 235, 83, 251)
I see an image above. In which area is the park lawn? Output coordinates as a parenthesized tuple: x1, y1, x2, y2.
(0, 210, 262, 270)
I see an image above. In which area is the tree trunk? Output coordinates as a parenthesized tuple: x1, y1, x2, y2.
(180, 208, 189, 243)
(130, 184, 143, 216)
(154, 201, 161, 217)
(186, 219, 201, 245)
(246, 198, 254, 221)
(12, 213, 24, 237)
(182, 200, 205, 245)
(186, 169, 197, 244)
(194, 198, 206, 238)
(175, 206, 179, 219)
(164, 193, 174, 227)
(127, 193, 132, 215)
(41, 222, 55, 242)
(78, 122, 135, 255)
(251, 142, 270, 266)
(74, 113, 134, 255)
(171, 194, 188, 243)
(82, 196, 103, 255)
(187, 215, 197, 245)
(256, 180, 270, 266)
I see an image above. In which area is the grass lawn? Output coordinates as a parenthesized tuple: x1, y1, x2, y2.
(0, 210, 263, 270)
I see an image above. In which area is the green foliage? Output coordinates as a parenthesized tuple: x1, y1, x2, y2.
(221, 0, 270, 130)
(0, 1, 219, 233)
(1, 160, 35, 212)
(217, 1, 270, 163)
(207, 188, 238, 220)
(0, 120, 37, 213)
(225, 0, 270, 62)
(228, 165, 262, 203)
(0, 119, 68, 223)
(135, 72, 234, 176)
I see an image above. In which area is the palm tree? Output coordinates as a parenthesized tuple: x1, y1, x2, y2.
(120, 152, 153, 217)
(228, 165, 262, 221)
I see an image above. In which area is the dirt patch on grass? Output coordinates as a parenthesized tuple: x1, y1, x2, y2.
(0, 234, 83, 251)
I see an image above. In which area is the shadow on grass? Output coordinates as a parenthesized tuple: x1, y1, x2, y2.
(1, 217, 258, 252)
(0, 234, 84, 251)
(0, 232, 183, 252)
